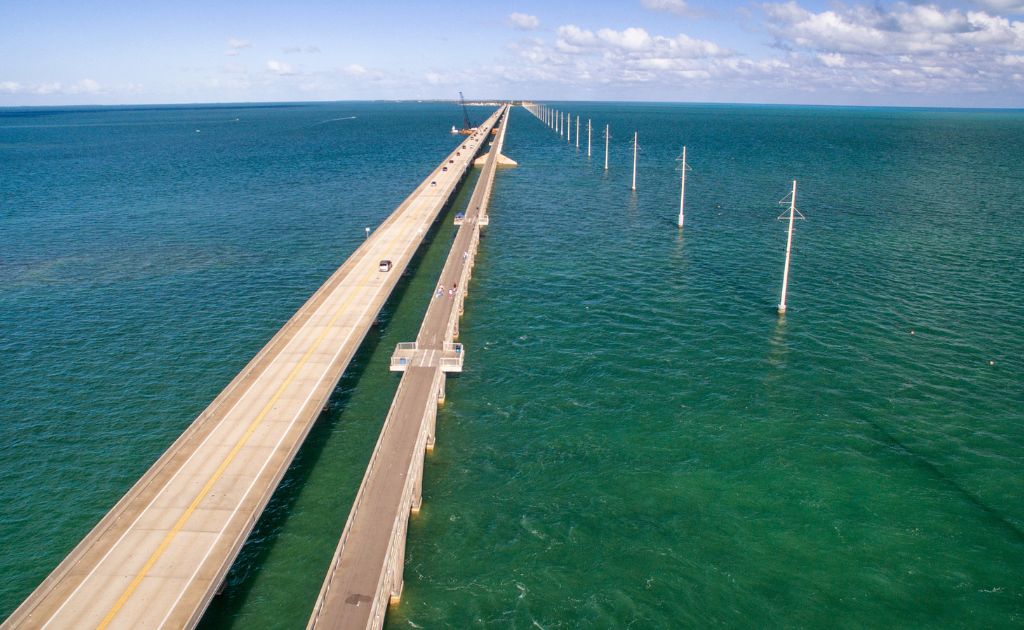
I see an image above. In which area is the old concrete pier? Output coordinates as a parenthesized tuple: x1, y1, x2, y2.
(307, 105, 513, 630)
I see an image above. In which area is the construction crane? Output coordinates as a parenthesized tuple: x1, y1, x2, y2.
(449, 92, 500, 136)
(455, 91, 476, 136)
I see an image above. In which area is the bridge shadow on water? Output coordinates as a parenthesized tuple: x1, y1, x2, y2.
(770, 312, 1024, 545)
(198, 167, 482, 629)
(860, 412, 1024, 543)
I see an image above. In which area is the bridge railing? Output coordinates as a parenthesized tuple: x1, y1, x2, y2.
(390, 342, 418, 371)
(440, 342, 464, 372)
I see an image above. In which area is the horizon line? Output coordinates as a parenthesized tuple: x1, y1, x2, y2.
(2, 97, 1023, 112)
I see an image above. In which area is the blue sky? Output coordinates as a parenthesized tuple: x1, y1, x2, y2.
(1, 0, 1022, 107)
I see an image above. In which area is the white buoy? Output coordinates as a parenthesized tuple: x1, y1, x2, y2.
(365, 226, 370, 239)
(604, 124, 610, 171)
(567, 113, 571, 144)
(678, 146, 689, 229)
(560, 111, 564, 137)
(777, 180, 804, 315)
(576, 116, 580, 149)
(631, 132, 638, 191)
(587, 119, 592, 157)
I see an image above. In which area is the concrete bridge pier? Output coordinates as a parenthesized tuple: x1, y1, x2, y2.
(436, 371, 446, 408)
(409, 441, 424, 515)
(381, 515, 406, 608)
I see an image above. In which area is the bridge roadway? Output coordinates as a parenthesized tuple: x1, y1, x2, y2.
(307, 105, 512, 630)
(4, 107, 505, 630)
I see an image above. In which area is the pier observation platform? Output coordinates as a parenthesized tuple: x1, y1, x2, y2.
(4, 107, 506, 630)
(307, 106, 513, 630)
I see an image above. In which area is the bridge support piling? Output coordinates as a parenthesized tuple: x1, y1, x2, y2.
(385, 521, 406, 606)
(410, 451, 424, 515)
(436, 372, 446, 408)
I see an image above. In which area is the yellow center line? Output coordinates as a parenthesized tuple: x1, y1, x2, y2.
(95, 214, 420, 629)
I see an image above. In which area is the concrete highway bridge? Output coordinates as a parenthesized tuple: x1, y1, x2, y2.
(4, 104, 513, 630)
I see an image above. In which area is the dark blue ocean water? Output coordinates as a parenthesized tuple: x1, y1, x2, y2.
(2, 102, 1022, 627)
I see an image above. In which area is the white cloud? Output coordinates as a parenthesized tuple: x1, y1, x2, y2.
(973, 0, 1024, 14)
(68, 78, 101, 94)
(0, 79, 103, 96)
(35, 82, 63, 94)
(762, 2, 1024, 55)
(505, 23, 738, 89)
(598, 27, 655, 50)
(557, 25, 728, 57)
(425, 71, 447, 85)
(556, 25, 600, 52)
(494, 10, 1024, 102)
(641, 0, 693, 16)
(225, 38, 251, 56)
(266, 60, 296, 76)
(343, 64, 368, 76)
(895, 4, 969, 33)
(509, 12, 540, 30)
(753, 3, 1024, 94)
(818, 52, 847, 66)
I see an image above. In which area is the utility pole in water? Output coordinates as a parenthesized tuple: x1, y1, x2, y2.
(777, 180, 804, 315)
(678, 146, 689, 229)
(604, 124, 610, 171)
(631, 132, 638, 191)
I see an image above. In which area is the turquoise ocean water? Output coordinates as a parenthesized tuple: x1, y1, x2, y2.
(1, 102, 1022, 627)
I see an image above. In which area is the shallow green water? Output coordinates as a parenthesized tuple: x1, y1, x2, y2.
(2, 102, 1022, 627)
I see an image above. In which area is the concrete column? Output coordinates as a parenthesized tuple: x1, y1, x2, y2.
(410, 453, 424, 514)
(425, 393, 437, 451)
(387, 515, 408, 605)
